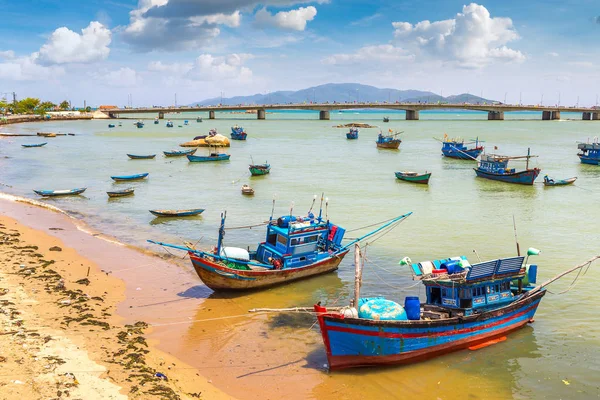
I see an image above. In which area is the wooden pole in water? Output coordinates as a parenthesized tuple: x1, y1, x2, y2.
(512, 215, 521, 256)
(353, 244, 362, 308)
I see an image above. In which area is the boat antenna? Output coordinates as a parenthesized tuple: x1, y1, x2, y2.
(325, 197, 329, 220)
(216, 211, 226, 256)
(352, 243, 362, 308)
(250, 155, 255, 165)
(512, 215, 521, 256)
(289, 201, 294, 217)
(270, 195, 276, 221)
(317, 192, 324, 222)
(473, 249, 482, 262)
(308, 194, 317, 215)
(526, 147, 530, 170)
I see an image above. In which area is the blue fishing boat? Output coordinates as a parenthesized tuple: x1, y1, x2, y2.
(110, 172, 149, 181)
(184, 120, 189, 126)
(166, 121, 174, 128)
(154, 118, 159, 125)
(108, 124, 116, 128)
(230, 125, 247, 140)
(376, 130, 402, 149)
(196, 117, 203, 123)
(33, 188, 87, 197)
(187, 151, 230, 162)
(474, 149, 540, 185)
(127, 154, 156, 159)
(577, 141, 600, 165)
(135, 121, 144, 128)
(22, 143, 47, 148)
(440, 136, 484, 160)
(149, 208, 204, 217)
(346, 128, 359, 140)
(315, 246, 597, 370)
(148, 198, 412, 291)
(163, 148, 197, 157)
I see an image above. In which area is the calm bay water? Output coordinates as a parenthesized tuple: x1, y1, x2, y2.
(1, 110, 599, 399)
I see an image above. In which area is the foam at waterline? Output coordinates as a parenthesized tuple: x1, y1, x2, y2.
(0, 191, 124, 247)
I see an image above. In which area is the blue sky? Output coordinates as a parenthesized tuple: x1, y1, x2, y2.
(0, 0, 599, 106)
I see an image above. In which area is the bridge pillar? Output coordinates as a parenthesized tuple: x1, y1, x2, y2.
(487, 111, 504, 120)
(406, 110, 419, 120)
(551, 111, 561, 120)
(319, 110, 330, 120)
(583, 112, 591, 120)
(542, 111, 551, 120)
(209, 111, 215, 120)
(593, 112, 599, 121)
(257, 109, 266, 120)
(158, 112, 164, 119)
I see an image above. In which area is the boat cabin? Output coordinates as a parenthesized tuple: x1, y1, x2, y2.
(255, 215, 345, 269)
(442, 141, 468, 152)
(578, 142, 600, 160)
(478, 154, 514, 174)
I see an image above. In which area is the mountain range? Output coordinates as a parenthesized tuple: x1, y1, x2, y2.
(192, 83, 496, 106)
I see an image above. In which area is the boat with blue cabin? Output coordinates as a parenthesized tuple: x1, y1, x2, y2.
(474, 148, 540, 185)
(231, 125, 247, 140)
(376, 130, 402, 149)
(440, 136, 484, 160)
(577, 140, 600, 165)
(154, 118, 159, 124)
(166, 121, 174, 128)
(148, 197, 412, 291)
(346, 128, 359, 140)
(315, 246, 597, 370)
(135, 121, 144, 128)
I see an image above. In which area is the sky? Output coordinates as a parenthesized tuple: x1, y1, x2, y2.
(0, 0, 599, 107)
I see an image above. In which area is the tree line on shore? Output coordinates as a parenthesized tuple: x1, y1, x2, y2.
(0, 98, 91, 115)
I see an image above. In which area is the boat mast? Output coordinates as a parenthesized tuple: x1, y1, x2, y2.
(353, 244, 362, 308)
(216, 212, 226, 255)
(526, 147, 530, 170)
(317, 192, 324, 222)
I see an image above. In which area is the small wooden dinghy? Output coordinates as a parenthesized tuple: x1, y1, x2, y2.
(395, 171, 431, 184)
(543, 176, 577, 186)
(127, 154, 156, 159)
(110, 173, 149, 181)
(22, 142, 48, 148)
(163, 148, 197, 157)
(33, 188, 87, 197)
(187, 153, 230, 162)
(107, 188, 135, 197)
(149, 208, 205, 217)
(241, 184, 255, 195)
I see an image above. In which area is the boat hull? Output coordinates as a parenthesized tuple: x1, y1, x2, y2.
(163, 149, 197, 157)
(395, 172, 431, 184)
(544, 177, 577, 186)
(474, 168, 540, 185)
(110, 173, 149, 181)
(316, 290, 545, 370)
(107, 189, 134, 197)
(442, 148, 483, 160)
(149, 209, 205, 217)
(187, 154, 231, 162)
(376, 140, 401, 149)
(249, 166, 270, 176)
(346, 133, 358, 140)
(22, 143, 47, 148)
(231, 133, 247, 140)
(33, 188, 87, 197)
(578, 154, 599, 165)
(189, 250, 349, 291)
(127, 154, 156, 159)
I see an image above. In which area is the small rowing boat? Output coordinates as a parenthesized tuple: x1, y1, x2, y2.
(33, 188, 86, 197)
(107, 188, 135, 197)
(241, 184, 254, 195)
(149, 208, 205, 217)
(22, 143, 47, 148)
(110, 173, 149, 181)
(127, 154, 156, 159)
(163, 149, 197, 157)
(249, 163, 270, 176)
(187, 147, 230, 162)
(395, 171, 431, 184)
(37, 132, 56, 137)
(543, 176, 577, 186)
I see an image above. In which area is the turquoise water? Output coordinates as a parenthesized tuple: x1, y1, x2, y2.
(1, 111, 599, 399)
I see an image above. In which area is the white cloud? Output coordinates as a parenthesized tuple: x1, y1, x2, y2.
(148, 60, 193, 74)
(323, 45, 414, 65)
(38, 21, 111, 65)
(191, 11, 241, 27)
(0, 53, 64, 81)
(568, 61, 594, 68)
(185, 53, 253, 82)
(548, 52, 559, 57)
(393, 3, 524, 68)
(0, 50, 15, 60)
(254, 6, 317, 31)
(92, 67, 141, 87)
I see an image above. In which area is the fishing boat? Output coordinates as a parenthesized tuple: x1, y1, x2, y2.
(135, 121, 144, 128)
(148, 198, 412, 291)
(346, 128, 359, 140)
(439, 135, 484, 160)
(577, 140, 600, 165)
(108, 124, 116, 128)
(184, 120, 189, 126)
(395, 171, 431, 184)
(149, 209, 205, 217)
(166, 121, 174, 128)
(22, 142, 47, 148)
(196, 117, 203, 123)
(33, 188, 87, 197)
(37, 132, 57, 137)
(249, 163, 271, 176)
(118, 122, 122, 127)
(241, 184, 254, 195)
(376, 131, 402, 149)
(110, 172, 149, 181)
(127, 154, 156, 159)
(187, 147, 230, 162)
(231, 125, 247, 140)
(383, 117, 390, 123)
(314, 244, 599, 370)
(154, 118, 159, 125)
(163, 148, 197, 157)
(474, 149, 540, 185)
(107, 188, 135, 197)
(543, 176, 577, 186)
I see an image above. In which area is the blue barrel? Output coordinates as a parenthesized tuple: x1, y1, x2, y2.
(441, 259, 462, 274)
(404, 296, 421, 320)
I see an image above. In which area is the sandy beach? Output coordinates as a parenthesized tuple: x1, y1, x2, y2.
(0, 198, 235, 400)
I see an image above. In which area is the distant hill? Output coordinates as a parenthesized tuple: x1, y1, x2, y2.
(191, 83, 496, 106)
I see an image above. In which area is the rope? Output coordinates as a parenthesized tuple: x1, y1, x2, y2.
(547, 260, 592, 295)
(345, 216, 399, 233)
(224, 221, 268, 230)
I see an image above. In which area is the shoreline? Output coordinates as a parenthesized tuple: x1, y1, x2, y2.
(0, 196, 236, 399)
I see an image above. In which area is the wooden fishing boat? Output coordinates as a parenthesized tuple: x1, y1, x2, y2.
(241, 185, 254, 195)
(149, 208, 205, 217)
(22, 142, 47, 148)
(346, 128, 359, 140)
(107, 188, 135, 197)
(231, 125, 247, 140)
(383, 117, 390, 123)
(196, 117, 203, 123)
(376, 131, 402, 149)
(33, 187, 87, 197)
(127, 154, 156, 159)
(148, 199, 412, 292)
(249, 163, 271, 176)
(315, 246, 598, 370)
(163, 148, 197, 157)
(166, 121, 174, 128)
(135, 121, 144, 128)
(439, 135, 484, 160)
(110, 172, 149, 181)
(543, 176, 577, 186)
(37, 132, 56, 137)
(474, 149, 540, 185)
(395, 171, 431, 184)
(187, 152, 230, 162)
(577, 141, 600, 165)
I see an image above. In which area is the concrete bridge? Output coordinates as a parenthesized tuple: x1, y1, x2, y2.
(103, 103, 600, 121)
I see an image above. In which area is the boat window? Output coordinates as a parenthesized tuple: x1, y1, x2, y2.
(430, 288, 441, 304)
(487, 286, 491, 294)
(496, 284, 500, 293)
(277, 234, 287, 247)
(291, 238, 300, 246)
(267, 233, 277, 245)
(299, 256, 306, 261)
(305, 235, 318, 244)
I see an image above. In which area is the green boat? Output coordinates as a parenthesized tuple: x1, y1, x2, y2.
(249, 163, 271, 176)
(395, 171, 431, 184)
